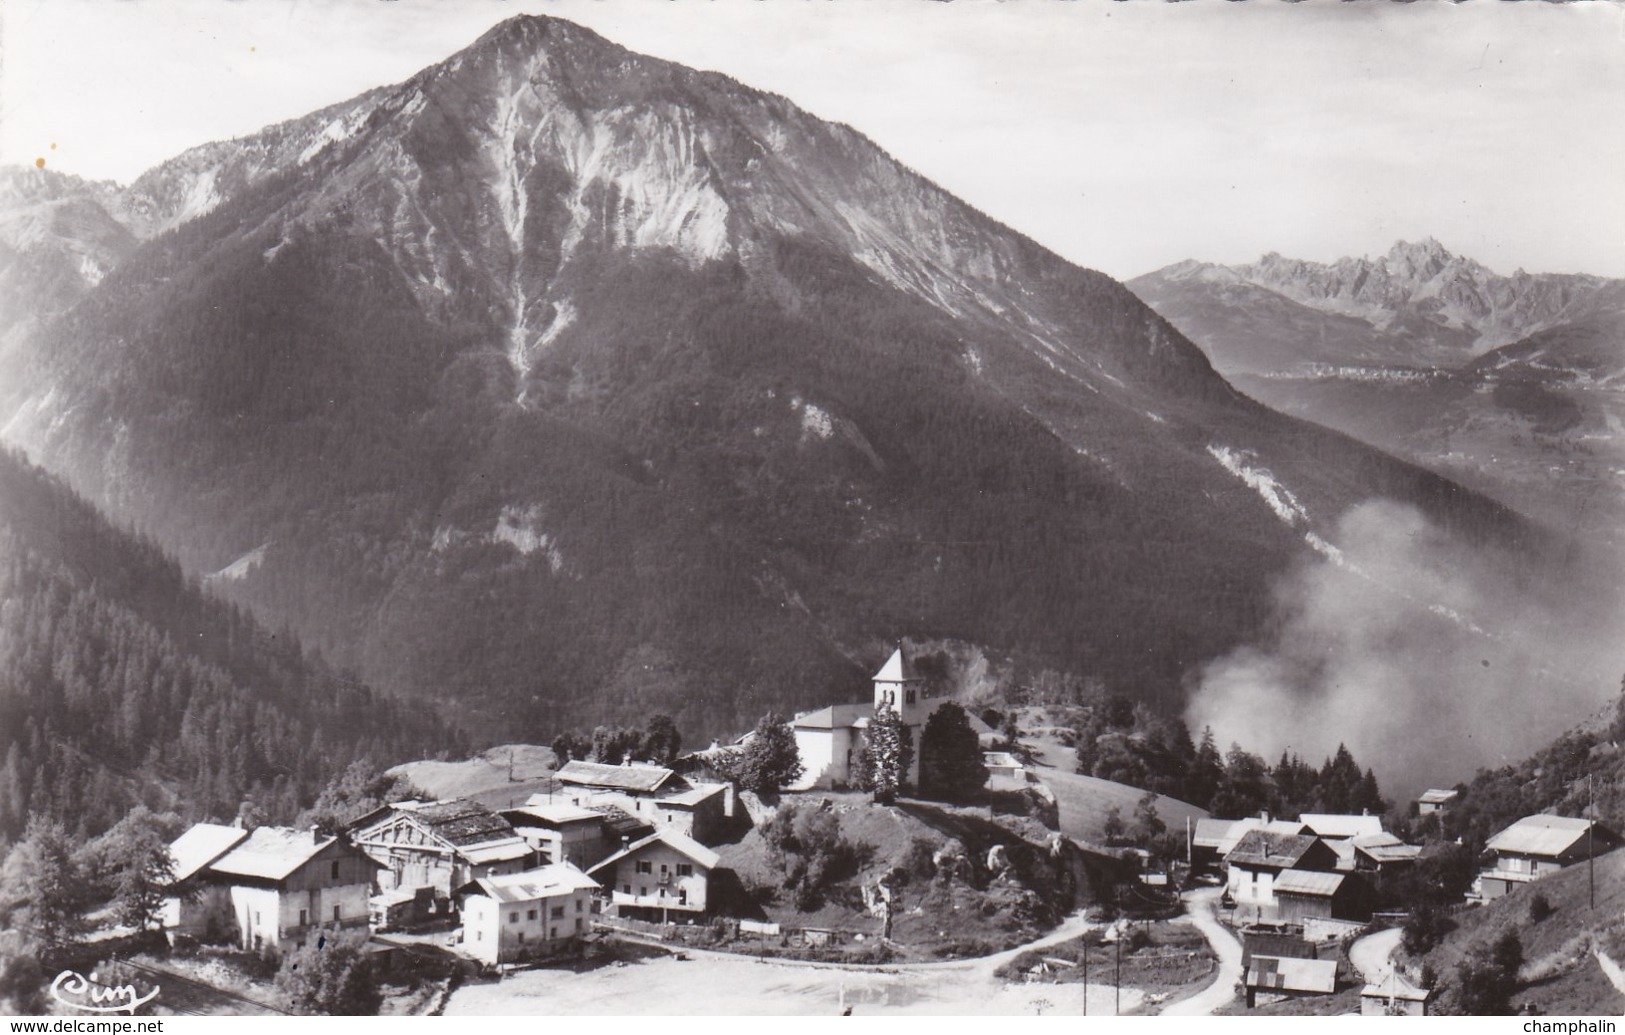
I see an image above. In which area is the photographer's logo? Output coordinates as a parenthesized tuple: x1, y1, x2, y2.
(48, 970, 160, 1013)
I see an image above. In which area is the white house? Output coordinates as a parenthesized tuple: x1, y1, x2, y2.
(347, 798, 535, 904)
(456, 863, 600, 966)
(587, 828, 720, 921)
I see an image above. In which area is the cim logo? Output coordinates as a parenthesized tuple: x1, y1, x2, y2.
(48, 970, 160, 1014)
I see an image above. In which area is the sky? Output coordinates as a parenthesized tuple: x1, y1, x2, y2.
(2, 0, 1623, 281)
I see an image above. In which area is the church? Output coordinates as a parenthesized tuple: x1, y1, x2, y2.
(786, 647, 955, 790)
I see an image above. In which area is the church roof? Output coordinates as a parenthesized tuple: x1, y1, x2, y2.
(873, 647, 921, 683)
(793, 703, 872, 729)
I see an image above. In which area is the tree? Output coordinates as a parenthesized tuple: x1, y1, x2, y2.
(1102, 806, 1127, 845)
(643, 715, 683, 766)
(860, 707, 915, 806)
(109, 824, 175, 931)
(300, 761, 424, 836)
(589, 725, 643, 765)
(0, 817, 89, 946)
(1449, 931, 1522, 1015)
(919, 702, 988, 801)
(549, 731, 589, 766)
(275, 933, 381, 1015)
(1188, 727, 1224, 809)
(1132, 791, 1166, 844)
(732, 713, 804, 796)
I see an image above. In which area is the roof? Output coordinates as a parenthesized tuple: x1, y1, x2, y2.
(1299, 814, 1384, 840)
(1193, 817, 1245, 850)
(1486, 814, 1596, 858)
(508, 802, 603, 825)
(1352, 833, 1422, 864)
(587, 804, 655, 839)
(458, 838, 534, 866)
(792, 703, 873, 730)
(463, 863, 599, 904)
(208, 827, 338, 882)
(167, 823, 249, 884)
(1417, 789, 1459, 805)
(1226, 831, 1322, 870)
(873, 647, 921, 683)
(392, 798, 517, 847)
(1362, 972, 1431, 1002)
(656, 783, 728, 808)
(1195, 817, 1307, 853)
(1274, 869, 1346, 897)
(556, 760, 676, 794)
(1246, 955, 1338, 995)
(586, 828, 721, 876)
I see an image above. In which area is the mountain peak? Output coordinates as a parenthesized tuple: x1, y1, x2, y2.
(1384, 236, 1454, 267)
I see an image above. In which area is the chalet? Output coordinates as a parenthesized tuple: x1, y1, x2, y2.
(348, 799, 535, 906)
(550, 761, 731, 845)
(587, 828, 719, 921)
(502, 802, 615, 869)
(1342, 832, 1422, 876)
(1192, 816, 1307, 873)
(1245, 954, 1338, 1008)
(1473, 814, 1621, 901)
(1298, 813, 1384, 841)
(789, 647, 953, 790)
(1272, 868, 1374, 925)
(456, 863, 600, 966)
(163, 824, 377, 955)
(1362, 971, 1431, 1016)
(1415, 789, 1459, 816)
(1225, 831, 1339, 922)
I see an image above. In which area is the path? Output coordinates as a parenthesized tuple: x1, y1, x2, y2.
(1160, 887, 1242, 1016)
(1349, 927, 1403, 984)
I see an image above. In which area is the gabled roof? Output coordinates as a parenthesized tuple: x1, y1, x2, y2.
(1274, 869, 1345, 897)
(208, 827, 342, 882)
(1352, 833, 1422, 865)
(1486, 814, 1597, 858)
(1362, 971, 1430, 1002)
(461, 863, 599, 904)
(167, 823, 249, 884)
(586, 828, 720, 876)
(873, 647, 921, 683)
(792, 703, 872, 730)
(1226, 830, 1322, 870)
(458, 839, 535, 866)
(392, 798, 517, 847)
(1197, 817, 1307, 853)
(656, 783, 728, 808)
(1247, 955, 1337, 995)
(1299, 814, 1384, 840)
(508, 802, 603, 826)
(556, 760, 677, 794)
(1417, 789, 1459, 806)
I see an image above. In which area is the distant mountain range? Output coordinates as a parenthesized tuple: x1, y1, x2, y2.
(1133, 243, 1625, 546)
(0, 17, 1539, 747)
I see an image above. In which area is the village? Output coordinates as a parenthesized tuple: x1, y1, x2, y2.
(16, 647, 1625, 1017)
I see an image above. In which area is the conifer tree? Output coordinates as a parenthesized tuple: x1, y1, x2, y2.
(860, 707, 915, 806)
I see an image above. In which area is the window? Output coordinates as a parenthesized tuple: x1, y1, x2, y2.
(517, 931, 525, 943)
(550, 905, 565, 919)
(331, 860, 341, 880)
(676, 864, 693, 877)
(575, 899, 583, 913)
(550, 927, 557, 940)
(575, 918, 583, 932)
(299, 909, 307, 927)
(510, 911, 519, 923)
(640, 886, 648, 897)
(905, 689, 916, 705)
(623, 884, 631, 894)
(678, 889, 688, 905)
(333, 905, 341, 922)
(636, 860, 652, 874)
(527, 909, 537, 921)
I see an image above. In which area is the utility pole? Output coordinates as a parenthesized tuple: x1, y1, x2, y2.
(1115, 929, 1121, 1016)
(1589, 773, 1596, 910)
(1081, 938, 1088, 1016)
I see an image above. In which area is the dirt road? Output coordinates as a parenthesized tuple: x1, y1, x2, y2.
(1160, 887, 1242, 1016)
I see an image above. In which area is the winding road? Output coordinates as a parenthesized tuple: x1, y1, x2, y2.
(1349, 926, 1403, 984)
(1161, 887, 1243, 1015)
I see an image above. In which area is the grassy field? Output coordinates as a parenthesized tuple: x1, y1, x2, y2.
(389, 744, 558, 801)
(1412, 846, 1625, 1015)
(1017, 726, 1208, 845)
